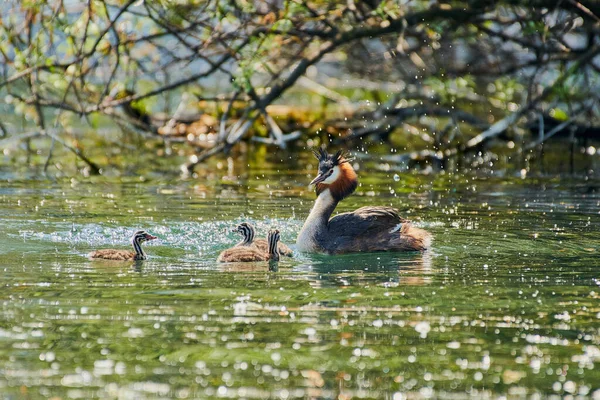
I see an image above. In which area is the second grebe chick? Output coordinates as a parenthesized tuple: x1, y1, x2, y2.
(218, 229, 281, 262)
(88, 230, 157, 261)
(235, 222, 293, 256)
(296, 148, 432, 254)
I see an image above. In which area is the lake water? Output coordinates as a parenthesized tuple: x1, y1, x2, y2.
(0, 164, 599, 398)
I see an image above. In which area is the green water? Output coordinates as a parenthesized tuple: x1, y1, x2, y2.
(0, 166, 599, 399)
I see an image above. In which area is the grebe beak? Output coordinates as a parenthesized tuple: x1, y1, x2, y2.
(310, 173, 328, 186)
(145, 234, 157, 240)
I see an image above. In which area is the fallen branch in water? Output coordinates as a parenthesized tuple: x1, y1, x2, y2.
(334, 105, 490, 144)
(465, 111, 524, 148)
(525, 117, 578, 150)
(252, 130, 303, 145)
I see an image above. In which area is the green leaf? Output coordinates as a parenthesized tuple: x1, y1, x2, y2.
(549, 108, 568, 121)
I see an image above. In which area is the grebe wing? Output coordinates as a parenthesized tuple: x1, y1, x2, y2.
(326, 206, 430, 253)
(327, 206, 409, 237)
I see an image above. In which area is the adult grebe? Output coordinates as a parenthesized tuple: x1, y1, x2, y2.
(218, 229, 281, 262)
(296, 148, 431, 254)
(235, 222, 293, 256)
(88, 230, 157, 261)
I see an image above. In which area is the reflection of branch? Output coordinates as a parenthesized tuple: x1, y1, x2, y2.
(0, 130, 100, 174)
(183, 143, 226, 176)
(525, 119, 574, 150)
(524, 107, 591, 149)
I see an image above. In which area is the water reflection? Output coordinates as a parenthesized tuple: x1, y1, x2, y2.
(0, 178, 599, 398)
(295, 250, 434, 288)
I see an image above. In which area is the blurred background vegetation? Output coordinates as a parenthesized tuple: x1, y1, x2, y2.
(0, 0, 599, 179)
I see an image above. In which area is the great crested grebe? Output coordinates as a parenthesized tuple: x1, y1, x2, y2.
(88, 230, 157, 261)
(296, 148, 432, 254)
(218, 229, 281, 262)
(235, 222, 293, 256)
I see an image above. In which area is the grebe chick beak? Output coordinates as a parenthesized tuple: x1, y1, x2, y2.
(144, 233, 157, 241)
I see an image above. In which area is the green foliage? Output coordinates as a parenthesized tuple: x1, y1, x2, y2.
(0, 0, 597, 174)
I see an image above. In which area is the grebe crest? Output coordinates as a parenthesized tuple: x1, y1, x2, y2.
(311, 148, 357, 201)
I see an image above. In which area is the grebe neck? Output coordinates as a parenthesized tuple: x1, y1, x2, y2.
(296, 189, 338, 251)
(132, 237, 146, 260)
(268, 236, 280, 261)
(309, 188, 338, 222)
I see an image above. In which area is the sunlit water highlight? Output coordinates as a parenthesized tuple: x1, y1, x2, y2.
(0, 174, 599, 399)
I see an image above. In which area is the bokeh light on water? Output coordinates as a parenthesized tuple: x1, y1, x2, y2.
(0, 172, 599, 399)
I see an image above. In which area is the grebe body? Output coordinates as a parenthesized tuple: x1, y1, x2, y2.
(296, 149, 431, 254)
(235, 222, 293, 256)
(218, 229, 281, 262)
(88, 230, 157, 261)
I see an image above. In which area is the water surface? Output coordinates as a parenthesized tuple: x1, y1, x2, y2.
(0, 168, 599, 398)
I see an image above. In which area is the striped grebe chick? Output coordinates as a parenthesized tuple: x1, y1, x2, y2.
(218, 229, 281, 263)
(296, 148, 432, 254)
(236, 222, 293, 257)
(88, 230, 157, 261)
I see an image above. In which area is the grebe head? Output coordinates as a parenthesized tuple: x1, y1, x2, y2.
(132, 230, 157, 244)
(310, 148, 358, 201)
(130, 230, 157, 260)
(236, 222, 255, 245)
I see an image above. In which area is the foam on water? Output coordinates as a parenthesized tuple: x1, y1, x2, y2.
(11, 217, 304, 258)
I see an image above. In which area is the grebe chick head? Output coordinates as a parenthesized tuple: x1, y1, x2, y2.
(310, 148, 358, 201)
(130, 230, 157, 260)
(236, 222, 255, 245)
(132, 230, 157, 244)
(267, 229, 281, 261)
